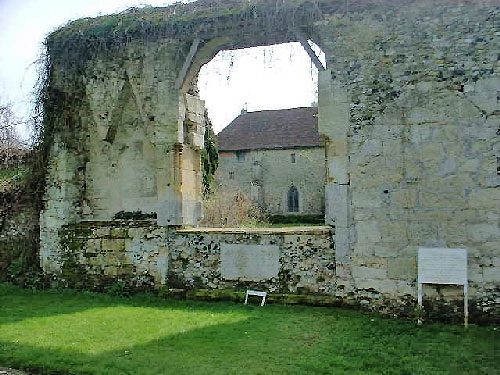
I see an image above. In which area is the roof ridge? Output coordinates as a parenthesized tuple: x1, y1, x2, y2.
(217, 106, 322, 151)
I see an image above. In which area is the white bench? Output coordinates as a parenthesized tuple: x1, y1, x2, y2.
(244, 290, 267, 306)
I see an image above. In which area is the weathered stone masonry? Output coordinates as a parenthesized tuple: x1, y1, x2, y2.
(58, 221, 334, 296)
(39, 0, 499, 321)
(317, 0, 500, 319)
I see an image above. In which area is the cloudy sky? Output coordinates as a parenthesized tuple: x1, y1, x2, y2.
(0, 0, 323, 138)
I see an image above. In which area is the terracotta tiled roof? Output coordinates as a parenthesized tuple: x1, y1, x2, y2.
(217, 107, 323, 151)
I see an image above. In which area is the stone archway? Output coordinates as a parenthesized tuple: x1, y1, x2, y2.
(168, 32, 330, 226)
(39, 0, 335, 271)
(38, 0, 500, 322)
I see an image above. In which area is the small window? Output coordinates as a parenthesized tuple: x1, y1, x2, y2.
(497, 156, 500, 176)
(291, 153, 296, 163)
(287, 186, 299, 212)
(236, 151, 246, 162)
(229, 171, 235, 179)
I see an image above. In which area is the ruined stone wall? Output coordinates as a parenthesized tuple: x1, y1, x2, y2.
(317, 1, 500, 317)
(40, 38, 206, 272)
(56, 222, 334, 296)
(216, 147, 325, 215)
(0, 148, 40, 281)
(0, 199, 39, 279)
(39, 0, 499, 321)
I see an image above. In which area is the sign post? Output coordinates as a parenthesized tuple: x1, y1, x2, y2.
(417, 248, 468, 327)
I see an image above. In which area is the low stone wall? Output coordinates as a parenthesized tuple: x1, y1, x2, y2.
(54, 221, 499, 323)
(57, 221, 169, 289)
(169, 227, 335, 294)
(57, 222, 334, 295)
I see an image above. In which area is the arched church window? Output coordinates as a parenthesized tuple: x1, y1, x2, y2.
(287, 186, 299, 212)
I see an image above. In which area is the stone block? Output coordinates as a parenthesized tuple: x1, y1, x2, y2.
(334, 229, 350, 266)
(391, 189, 418, 209)
(380, 221, 408, 243)
(190, 132, 204, 150)
(356, 221, 381, 244)
(483, 175, 500, 188)
(373, 245, 398, 258)
(360, 139, 382, 157)
(388, 257, 417, 280)
(350, 154, 385, 171)
(351, 266, 387, 280)
(397, 281, 415, 296)
(438, 223, 467, 243)
(318, 72, 349, 139)
(110, 228, 128, 238)
(352, 189, 383, 209)
(325, 183, 349, 227)
(356, 279, 398, 294)
(94, 228, 111, 238)
(353, 209, 374, 221)
(128, 227, 146, 239)
(85, 239, 101, 256)
(467, 223, 500, 242)
(352, 244, 374, 257)
(156, 197, 181, 226)
(185, 93, 205, 115)
(466, 77, 500, 114)
(468, 264, 483, 283)
(468, 189, 500, 209)
(328, 156, 348, 184)
(101, 238, 125, 252)
(350, 256, 387, 269)
(483, 267, 500, 283)
(326, 139, 348, 157)
(408, 221, 439, 242)
(156, 255, 169, 285)
(382, 139, 402, 155)
(371, 125, 402, 141)
(182, 200, 202, 226)
(283, 235, 301, 244)
(421, 191, 466, 209)
(105, 266, 119, 276)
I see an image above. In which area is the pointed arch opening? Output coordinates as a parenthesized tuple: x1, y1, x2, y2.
(287, 186, 299, 213)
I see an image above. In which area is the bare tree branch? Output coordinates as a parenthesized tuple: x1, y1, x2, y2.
(0, 98, 22, 148)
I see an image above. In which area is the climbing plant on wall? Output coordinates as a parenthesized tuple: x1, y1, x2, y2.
(201, 113, 218, 197)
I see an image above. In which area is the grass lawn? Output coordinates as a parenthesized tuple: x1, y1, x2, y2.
(0, 283, 498, 375)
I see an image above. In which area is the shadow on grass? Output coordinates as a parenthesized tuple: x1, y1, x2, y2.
(1, 284, 498, 375)
(0, 283, 246, 325)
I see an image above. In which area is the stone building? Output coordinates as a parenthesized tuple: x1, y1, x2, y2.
(216, 107, 325, 216)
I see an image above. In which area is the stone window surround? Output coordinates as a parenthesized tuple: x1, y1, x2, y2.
(287, 186, 299, 212)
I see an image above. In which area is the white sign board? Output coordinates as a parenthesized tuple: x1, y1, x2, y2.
(417, 247, 469, 326)
(418, 247, 467, 285)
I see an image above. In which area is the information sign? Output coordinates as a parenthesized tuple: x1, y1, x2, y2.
(417, 247, 468, 326)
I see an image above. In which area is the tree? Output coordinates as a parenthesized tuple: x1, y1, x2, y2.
(201, 111, 219, 197)
(0, 99, 21, 147)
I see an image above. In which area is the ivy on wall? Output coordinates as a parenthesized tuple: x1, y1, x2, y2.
(201, 114, 218, 197)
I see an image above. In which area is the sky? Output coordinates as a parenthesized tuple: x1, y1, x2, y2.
(199, 42, 323, 133)
(0, 0, 324, 138)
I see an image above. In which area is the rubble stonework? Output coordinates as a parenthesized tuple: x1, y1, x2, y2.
(57, 222, 334, 295)
(35, 0, 499, 322)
